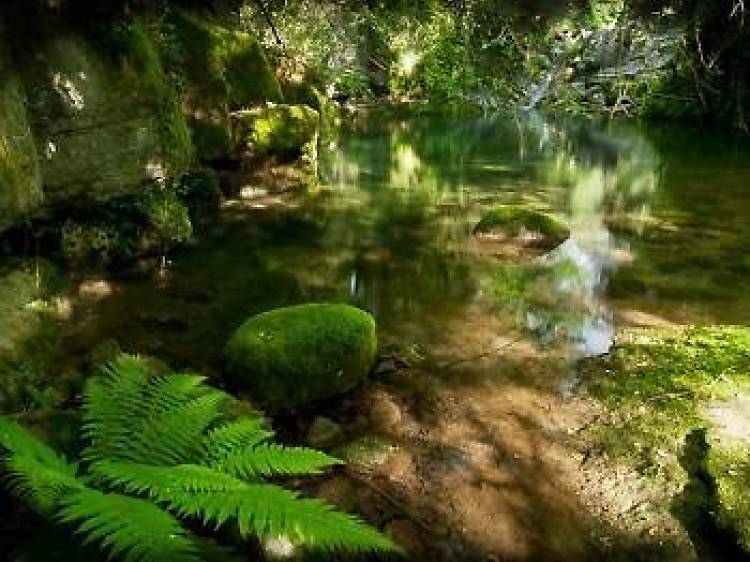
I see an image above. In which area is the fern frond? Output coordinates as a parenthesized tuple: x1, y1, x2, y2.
(83, 355, 227, 466)
(57, 488, 200, 562)
(126, 391, 227, 465)
(90, 460, 244, 497)
(199, 418, 274, 462)
(0, 420, 82, 513)
(0, 419, 76, 474)
(216, 444, 342, 479)
(90, 459, 397, 553)
(161, 484, 400, 553)
(82, 355, 154, 462)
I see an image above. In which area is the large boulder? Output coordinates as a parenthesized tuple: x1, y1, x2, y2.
(0, 31, 43, 231)
(22, 21, 194, 207)
(224, 303, 377, 409)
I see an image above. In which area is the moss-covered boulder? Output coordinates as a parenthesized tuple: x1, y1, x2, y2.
(21, 21, 193, 207)
(233, 104, 319, 161)
(0, 37, 42, 231)
(170, 11, 282, 161)
(474, 204, 570, 248)
(224, 303, 377, 409)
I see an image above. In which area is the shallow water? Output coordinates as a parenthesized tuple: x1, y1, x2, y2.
(51, 110, 750, 377)
(3, 110, 750, 560)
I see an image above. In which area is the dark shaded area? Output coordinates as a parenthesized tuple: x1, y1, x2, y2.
(672, 429, 750, 562)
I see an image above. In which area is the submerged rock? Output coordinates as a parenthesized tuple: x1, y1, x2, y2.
(224, 303, 377, 409)
(307, 416, 345, 449)
(474, 204, 570, 249)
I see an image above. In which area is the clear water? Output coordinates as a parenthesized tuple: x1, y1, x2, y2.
(51, 110, 750, 378)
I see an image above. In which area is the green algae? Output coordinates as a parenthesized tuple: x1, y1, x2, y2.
(474, 204, 570, 245)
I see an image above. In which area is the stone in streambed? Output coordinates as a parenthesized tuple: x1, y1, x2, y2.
(224, 303, 377, 409)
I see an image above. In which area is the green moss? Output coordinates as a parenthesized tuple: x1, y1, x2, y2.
(0, 42, 42, 231)
(474, 204, 570, 244)
(282, 82, 339, 140)
(335, 436, 395, 469)
(171, 11, 282, 108)
(583, 325, 750, 469)
(224, 303, 377, 409)
(707, 443, 750, 550)
(234, 104, 319, 160)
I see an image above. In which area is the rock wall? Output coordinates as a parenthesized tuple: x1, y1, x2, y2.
(0, 30, 43, 231)
(0, 8, 294, 233)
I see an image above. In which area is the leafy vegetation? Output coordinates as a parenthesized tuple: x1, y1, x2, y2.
(0, 354, 398, 561)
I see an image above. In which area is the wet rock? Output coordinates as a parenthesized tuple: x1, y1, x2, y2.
(262, 535, 296, 560)
(316, 476, 358, 512)
(307, 416, 345, 449)
(336, 436, 396, 470)
(383, 518, 424, 555)
(366, 390, 403, 433)
(224, 303, 377, 410)
(77, 279, 113, 300)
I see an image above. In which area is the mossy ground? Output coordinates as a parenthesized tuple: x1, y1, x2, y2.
(582, 325, 750, 548)
(224, 303, 377, 409)
(474, 204, 570, 245)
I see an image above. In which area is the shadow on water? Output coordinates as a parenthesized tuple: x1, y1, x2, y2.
(672, 429, 750, 562)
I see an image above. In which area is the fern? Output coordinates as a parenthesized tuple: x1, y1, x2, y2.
(58, 489, 200, 562)
(1, 354, 399, 562)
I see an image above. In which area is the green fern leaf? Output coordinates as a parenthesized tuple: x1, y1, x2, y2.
(216, 444, 342, 479)
(89, 459, 397, 553)
(82, 355, 154, 462)
(57, 488, 200, 562)
(199, 418, 274, 462)
(160, 484, 400, 553)
(0, 419, 82, 513)
(90, 460, 244, 497)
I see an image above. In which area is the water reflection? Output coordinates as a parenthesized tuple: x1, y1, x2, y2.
(320, 111, 662, 360)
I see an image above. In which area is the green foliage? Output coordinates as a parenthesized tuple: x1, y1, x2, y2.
(0, 354, 397, 561)
(233, 104, 319, 159)
(139, 188, 193, 249)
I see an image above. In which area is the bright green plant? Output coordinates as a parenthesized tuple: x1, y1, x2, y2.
(0, 354, 398, 561)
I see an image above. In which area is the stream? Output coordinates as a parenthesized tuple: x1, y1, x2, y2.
(3, 109, 750, 561)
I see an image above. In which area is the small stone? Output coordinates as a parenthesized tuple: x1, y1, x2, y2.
(307, 416, 344, 449)
(78, 279, 113, 300)
(367, 391, 402, 433)
(262, 535, 295, 560)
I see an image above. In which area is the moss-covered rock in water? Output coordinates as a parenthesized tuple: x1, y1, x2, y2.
(224, 303, 377, 409)
(0, 36, 43, 231)
(21, 20, 193, 207)
(282, 82, 339, 140)
(169, 10, 282, 160)
(234, 104, 320, 163)
(474, 205, 570, 247)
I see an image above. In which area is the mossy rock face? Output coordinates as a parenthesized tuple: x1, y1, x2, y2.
(474, 205, 570, 247)
(21, 21, 193, 207)
(234, 104, 319, 162)
(282, 82, 339, 140)
(224, 303, 377, 409)
(0, 35, 43, 232)
(170, 10, 282, 161)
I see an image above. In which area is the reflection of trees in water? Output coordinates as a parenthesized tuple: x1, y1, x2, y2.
(320, 111, 665, 348)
